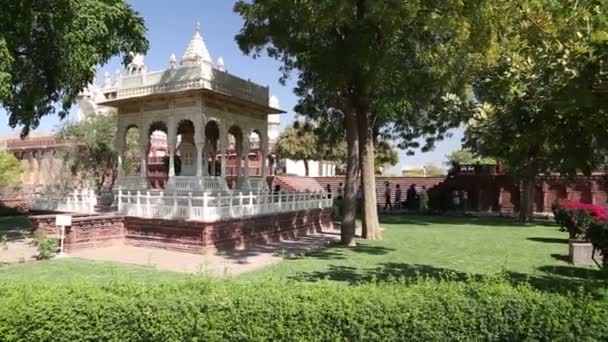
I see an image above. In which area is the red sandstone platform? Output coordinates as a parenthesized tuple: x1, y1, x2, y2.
(30, 208, 334, 254)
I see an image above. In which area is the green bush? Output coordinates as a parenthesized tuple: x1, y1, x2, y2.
(33, 233, 58, 260)
(0, 277, 606, 341)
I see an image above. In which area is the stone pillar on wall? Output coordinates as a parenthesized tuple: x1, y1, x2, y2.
(591, 180, 601, 205)
(542, 182, 551, 212)
(499, 186, 515, 214)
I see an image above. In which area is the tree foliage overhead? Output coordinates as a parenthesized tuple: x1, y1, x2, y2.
(0, 0, 148, 135)
(445, 150, 496, 166)
(465, 0, 608, 177)
(463, 0, 608, 221)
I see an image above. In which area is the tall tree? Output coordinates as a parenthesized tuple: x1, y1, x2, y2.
(235, 0, 501, 240)
(273, 124, 320, 176)
(464, 0, 608, 222)
(0, 0, 148, 135)
(56, 114, 139, 192)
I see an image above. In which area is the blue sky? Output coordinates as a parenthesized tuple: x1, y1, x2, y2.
(0, 0, 463, 172)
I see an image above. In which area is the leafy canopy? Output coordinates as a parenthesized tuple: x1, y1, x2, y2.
(0, 0, 148, 135)
(445, 150, 495, 166)
(56, 114, 136, 191)
(464, 0, 608, 178)
(235, 0, 503, 151)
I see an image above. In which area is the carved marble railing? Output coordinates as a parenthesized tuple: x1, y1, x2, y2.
(115, 69, 268, 106)
(29, 190, 97, 214)
(166, 176, 228, 192)
(120, 176, 149, 190)
(116, 190, 332, 222)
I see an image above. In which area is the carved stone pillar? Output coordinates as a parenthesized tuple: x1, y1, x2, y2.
(260, 133, 269, 180)
(243, 133, 250, 179)
(139, 132, 149, 179)
(168, 118, 177, 178)
(220, 126, 228, 179)
(196, 142, 204, 178)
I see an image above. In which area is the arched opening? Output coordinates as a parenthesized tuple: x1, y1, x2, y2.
(124, 125, 141, 177)
(176, 120, 196, 176)
(147, 121, 168, 189)
(205, 120, 220, 176)
(228, 125, 243, 178)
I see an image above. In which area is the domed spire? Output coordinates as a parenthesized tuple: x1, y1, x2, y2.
(181, 21, 212, 66)
(217, 57, 225, 71)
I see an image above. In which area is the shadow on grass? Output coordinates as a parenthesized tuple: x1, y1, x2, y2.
(290, 261, 608, 297)
(551, 254, 570, 263)
(304, 243, 395, 261)
(527, 237, 569, 244)
(379, 214, 558, 228)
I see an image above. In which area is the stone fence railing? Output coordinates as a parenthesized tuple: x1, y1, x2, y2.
(28, 190, 98, 214)
(116, 190, 332, 222)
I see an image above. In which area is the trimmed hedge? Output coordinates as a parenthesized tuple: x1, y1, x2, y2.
(0, 278, 607, 341)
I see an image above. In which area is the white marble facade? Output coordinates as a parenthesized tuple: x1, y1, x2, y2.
(101, 22, 283, 193)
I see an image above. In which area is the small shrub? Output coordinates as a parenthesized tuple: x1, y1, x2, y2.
(18, 228, 30, 240)
(33, 233, 58, 260)
(0, 235, 7, 251)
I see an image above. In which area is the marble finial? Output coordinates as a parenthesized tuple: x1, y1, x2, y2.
(169, 53, 177, 68)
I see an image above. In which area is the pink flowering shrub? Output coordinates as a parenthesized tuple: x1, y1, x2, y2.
(558, 201, 608, 221)
(552, 201, 608, 240)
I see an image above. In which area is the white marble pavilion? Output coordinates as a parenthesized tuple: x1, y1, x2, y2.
(29, 23, 333, 221)
(100, 23, 284, 193)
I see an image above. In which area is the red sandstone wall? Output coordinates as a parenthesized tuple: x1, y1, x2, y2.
(28, 209, 333, 254)
(30, 214, 124, 252)
(124, 208, 333, 253)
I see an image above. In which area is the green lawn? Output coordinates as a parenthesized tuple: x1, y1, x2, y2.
(241, 215, 607, 293)
(1, 214, 605, 293)
(0, 258, 189, 284)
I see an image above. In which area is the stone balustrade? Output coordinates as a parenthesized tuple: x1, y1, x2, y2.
(116, 190, 332, 222)
(29, 190, 98, 214)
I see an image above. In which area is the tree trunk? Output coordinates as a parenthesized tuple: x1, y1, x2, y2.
(304, 160, 309, 177)
(341, 112, 359, 246)
(357, 109, 381, 240)
(519, 176, 536, 223)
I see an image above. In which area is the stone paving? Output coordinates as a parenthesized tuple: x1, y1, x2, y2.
(69, 231, 340, 276)
(0, 228, 38, 265)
